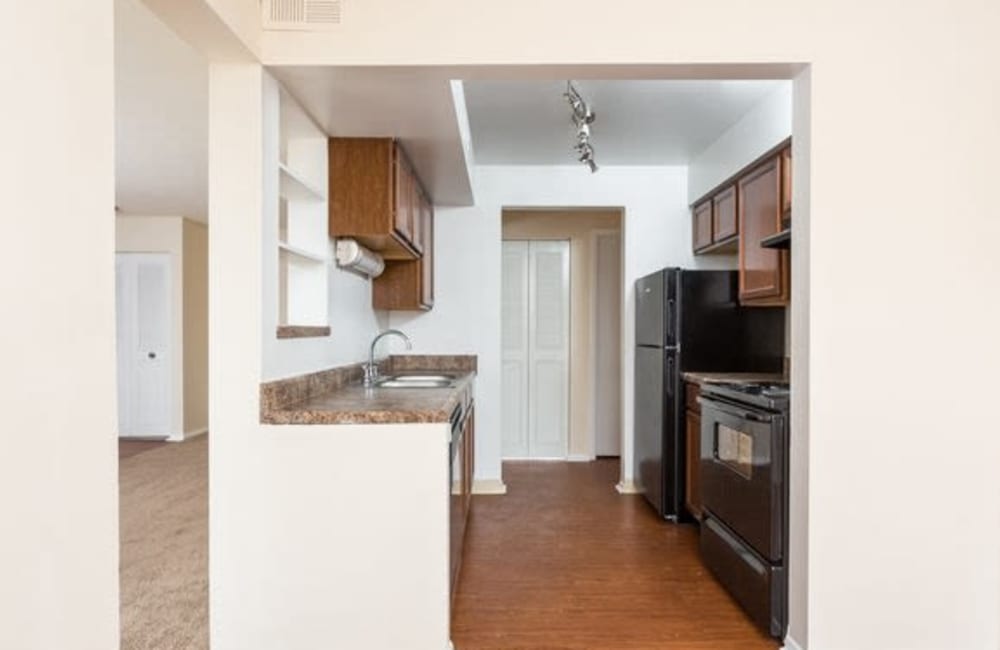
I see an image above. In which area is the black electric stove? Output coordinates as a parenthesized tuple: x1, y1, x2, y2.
(697, 378, 790, 639)
(700, 381, 789, 411)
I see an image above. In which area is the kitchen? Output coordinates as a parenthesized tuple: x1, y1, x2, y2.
(14, 3, 1000, 650)
(221, 68, 799, 649)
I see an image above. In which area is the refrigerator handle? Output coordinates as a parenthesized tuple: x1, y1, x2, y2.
(666, 298, 676, 341)
(665, 355, 675, 397)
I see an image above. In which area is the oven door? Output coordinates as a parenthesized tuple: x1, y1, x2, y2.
(699, 395, 785, 561)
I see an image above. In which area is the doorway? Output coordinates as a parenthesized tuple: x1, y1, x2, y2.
(500, 209, 624, 462)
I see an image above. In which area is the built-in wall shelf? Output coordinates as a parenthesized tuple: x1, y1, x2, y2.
(279, 162, 326, 202)
(279, 241, 328, 263)
(272, 82, 330, 329)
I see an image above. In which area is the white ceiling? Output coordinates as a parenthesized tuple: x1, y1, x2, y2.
(114, 8, 787, 218)
(115, 0, 208, 220)
(270, 67, 475, 206)
(463, 80, 786, 166)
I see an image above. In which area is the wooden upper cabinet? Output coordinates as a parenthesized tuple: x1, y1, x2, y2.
(780, 146, 792, 219)
(373, 188, 435, 312)
(329, 137, 421, 260)
(693, 200, 713, 251)
(738, 156, 789, 305)
(420, 198, 435, 309)
(712, 185, 738, 241)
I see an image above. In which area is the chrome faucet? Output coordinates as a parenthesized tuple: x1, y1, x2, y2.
(364, 329, 412, 387)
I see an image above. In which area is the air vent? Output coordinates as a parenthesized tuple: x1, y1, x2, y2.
(262, 0, 341, 30)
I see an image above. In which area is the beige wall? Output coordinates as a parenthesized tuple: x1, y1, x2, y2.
(183, 220, 209, 434)
(503, 209, 621, 459)
(116, 215, 208, 439)
(0, 1, 119, 648)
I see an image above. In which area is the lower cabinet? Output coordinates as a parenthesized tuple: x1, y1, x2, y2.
(450, 404, 474, 605)
(685, 382, 703, 520)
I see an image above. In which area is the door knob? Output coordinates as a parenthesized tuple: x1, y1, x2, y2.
(148, 352, 156, 359)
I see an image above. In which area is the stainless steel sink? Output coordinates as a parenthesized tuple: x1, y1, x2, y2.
(374, 374, 457, 389)
(389, 374, 455, 382)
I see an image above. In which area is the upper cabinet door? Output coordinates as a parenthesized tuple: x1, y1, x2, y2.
(420, 199, 434, 309)
(712, 185, 738, 241)
(692, 200, 713, 251)
(738, 156, 788, 304)
(780, 146, 792, 219)
(393, 150, 414, 246)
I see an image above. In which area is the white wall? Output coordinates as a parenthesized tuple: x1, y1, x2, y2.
(209, 64, 449, 650)
(391, 165, 734, 488)
(687, 82, 793, 202)
(115, 0, 209, 219)
(0, 1, 119, 648)
(260, 72, 386, 381)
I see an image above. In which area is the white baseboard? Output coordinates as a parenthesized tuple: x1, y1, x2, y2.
(782, 634, 805, 650)
(615, 479, 642, 494)
(567, 454, 594, 462)
(471, 479, 507, 495)
(169, 427, 207, 442)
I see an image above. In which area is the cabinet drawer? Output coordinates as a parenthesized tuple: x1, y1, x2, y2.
(685, 382, 701, 413)
(701, 516, 786, 638)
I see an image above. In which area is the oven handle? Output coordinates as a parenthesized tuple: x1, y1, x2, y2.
(698, 396, 774, 423)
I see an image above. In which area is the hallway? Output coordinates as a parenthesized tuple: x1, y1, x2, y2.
(452, 460, 777, 650)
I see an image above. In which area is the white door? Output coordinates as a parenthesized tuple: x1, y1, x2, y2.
(593, 231, 622, 456)
(501, 241, 530, 457)
(116, 253, 172, 438)
(501, 240, 570, 459)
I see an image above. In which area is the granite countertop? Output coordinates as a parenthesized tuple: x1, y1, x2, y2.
(682, 371, 788, 386)
(260, 355, 477, 425)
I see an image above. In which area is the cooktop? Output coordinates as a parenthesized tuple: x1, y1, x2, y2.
(701, 380, 790, 411)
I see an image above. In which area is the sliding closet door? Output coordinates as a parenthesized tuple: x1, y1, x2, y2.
(501, 241, 530, 457)
(501, 240, 570, 459)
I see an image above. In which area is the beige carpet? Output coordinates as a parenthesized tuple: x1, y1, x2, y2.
(119, 435, 208, 650)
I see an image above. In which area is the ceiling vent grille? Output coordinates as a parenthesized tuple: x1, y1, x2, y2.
(263, 0, 341, 30)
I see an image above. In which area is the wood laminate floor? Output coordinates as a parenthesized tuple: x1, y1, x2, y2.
(451, 459, 778, 650)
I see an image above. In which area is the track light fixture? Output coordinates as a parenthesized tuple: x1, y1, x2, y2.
(564, 81, 598, 173)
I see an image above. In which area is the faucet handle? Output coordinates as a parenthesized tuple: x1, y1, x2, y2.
(363, 361, 380, 386)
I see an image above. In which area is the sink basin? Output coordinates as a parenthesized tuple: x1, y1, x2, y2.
(374, 375, 456, 389)
(389, 374, 456, 382)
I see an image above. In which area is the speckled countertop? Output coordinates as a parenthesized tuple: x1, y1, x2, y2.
(682, 371, 787, 386)
(260, 355, 476, 425)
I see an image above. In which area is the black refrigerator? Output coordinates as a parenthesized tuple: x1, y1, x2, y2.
(633, 268, 785, 520)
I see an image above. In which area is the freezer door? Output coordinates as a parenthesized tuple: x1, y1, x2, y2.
(633, 345, 664, 514)
(635, 270, 666, 347)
